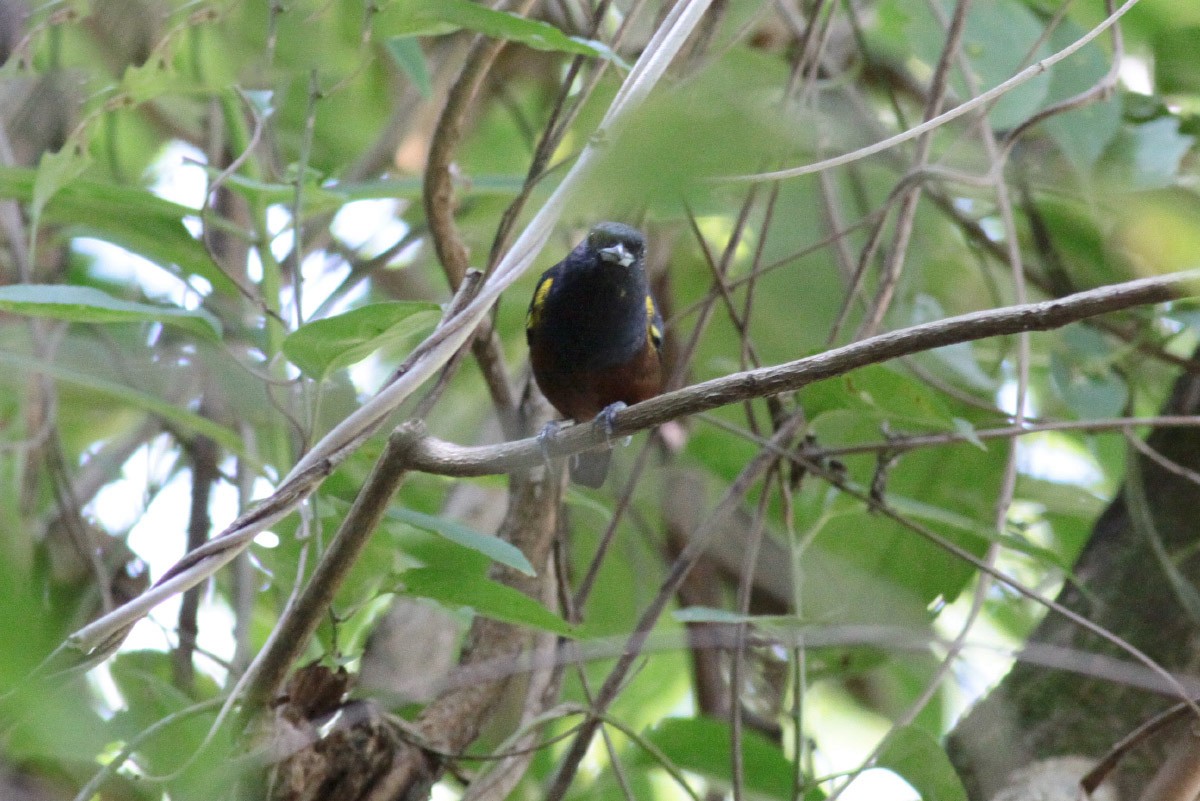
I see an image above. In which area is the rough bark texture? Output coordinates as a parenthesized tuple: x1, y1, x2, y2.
(948, 359, 1200, 800)
(264, 469, 561, 801)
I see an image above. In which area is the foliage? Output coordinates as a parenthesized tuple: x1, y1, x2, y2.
(0, 0, 1199, 799)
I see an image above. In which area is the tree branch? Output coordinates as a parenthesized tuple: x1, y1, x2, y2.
(396, 269, 1200, 478)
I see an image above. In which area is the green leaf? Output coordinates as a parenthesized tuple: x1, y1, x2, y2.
(0, 350, 248, 458)
(217, 171, 347, 216)
(1050, 352, 1128, 420)
(32, 145, 92, 232)
(1104, 117, 1195, 191)
(386, 0, 620, 61)
(120, 60, 181, 104)
(885, 492, 1064, 567)
(0, 284, 221, 340)
(282, 301, 440, 379)
(391, 507, 535, 576)
(399, 567, 575, 637)
(951, 418, 985, 450)
(642, 717, 796, 801)
(876, 726, 967, 801)
(1042, 20, 1121, 174)
(0, 166, 238, 295)
(386, 37, 432, 98)
(1155, 26, 1200, 95)
(892, 0, 1050, 129)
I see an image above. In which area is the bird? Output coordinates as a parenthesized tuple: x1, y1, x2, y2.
(526, 222, 665, 487)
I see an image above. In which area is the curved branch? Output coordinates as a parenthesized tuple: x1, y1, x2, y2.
(399, 269, 1200, 478)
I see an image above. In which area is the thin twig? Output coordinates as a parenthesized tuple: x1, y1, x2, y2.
(242, 422, 425, 706)
(544, 415, 807, 801)
(725, 0, 1141, 183)
(856, 0, 971, 340)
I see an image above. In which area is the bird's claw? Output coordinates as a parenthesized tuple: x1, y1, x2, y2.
(537, 420, 562, 470)
(594, 402, 628, 447)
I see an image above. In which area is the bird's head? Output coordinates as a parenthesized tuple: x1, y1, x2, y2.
(587, 222, 645, 269)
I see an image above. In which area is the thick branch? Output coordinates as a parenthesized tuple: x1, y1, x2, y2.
(397, 270, 1200, 478)
(244, 422, 425, 707)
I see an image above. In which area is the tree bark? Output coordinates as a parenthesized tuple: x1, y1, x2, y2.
(948, 355, 1200, 799)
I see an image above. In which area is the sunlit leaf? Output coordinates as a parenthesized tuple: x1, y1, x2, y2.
(642, 717, 796, 801)
(283, 301, 440, 379)
(31, 144, 92, 232)
(0, 284, 221, 340)
(877, 726, 968, 801)
(0, 166, 238, 295)
(386, 0, 621, 61)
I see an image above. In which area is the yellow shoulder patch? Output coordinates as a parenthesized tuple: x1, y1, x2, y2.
(526, 276, 554, 330)
(646, 294, 662, 348)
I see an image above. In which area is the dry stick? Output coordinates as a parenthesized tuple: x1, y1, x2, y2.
(290, 70, 321, 330)
(0, 121, 31, 280)
(831, 213, 1019, 793)
(231, 424, 258, 677)
(668, 203, 886, 347)
(815, 415, 1200, 457)
(245, 274, 485, 707)
(1084, 700, 1199, 794)
(726, 0, 1142, 184)
(69, 697, 226, 801)
(856, 0, 971, 340)
(271, 35, 474, 273)
(398, 270, 1200, 478)
(664, 190, 760, 455)
(311, 226, 426, 321)
(835, 2, 1124, 790)
(570, 440, 656, 610)
(730, 470, 779, 801)
(414, 475, 562, 765)
(683, 204, 771, 436)
(925, 186, 1200, 377)
(544, 414, 809, 801)
(780, 444, 1200, 719)
(1137, 735, 1200, 801)
(839, 1, 1042, 793)
(44, 431, 111, 614)
(1127, 432, 1200, 800)
(422, 5, 536, 440)
(486, 0, 626, 270)
(424, 4, 535, 290)
(410, 270, 488, 416)
(1126, 429, 1200, 488)
(174, 434, 218, 695)
(796, 66, 1180, 388)
(243, 422, 423, 707)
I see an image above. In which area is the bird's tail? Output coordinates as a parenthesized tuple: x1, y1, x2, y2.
(571, 449, 612, 488)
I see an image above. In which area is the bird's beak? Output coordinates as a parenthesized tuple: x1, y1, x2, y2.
(598, 243, 635, 268)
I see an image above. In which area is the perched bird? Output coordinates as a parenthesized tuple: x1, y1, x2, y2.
(526, 222, 665, 487)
